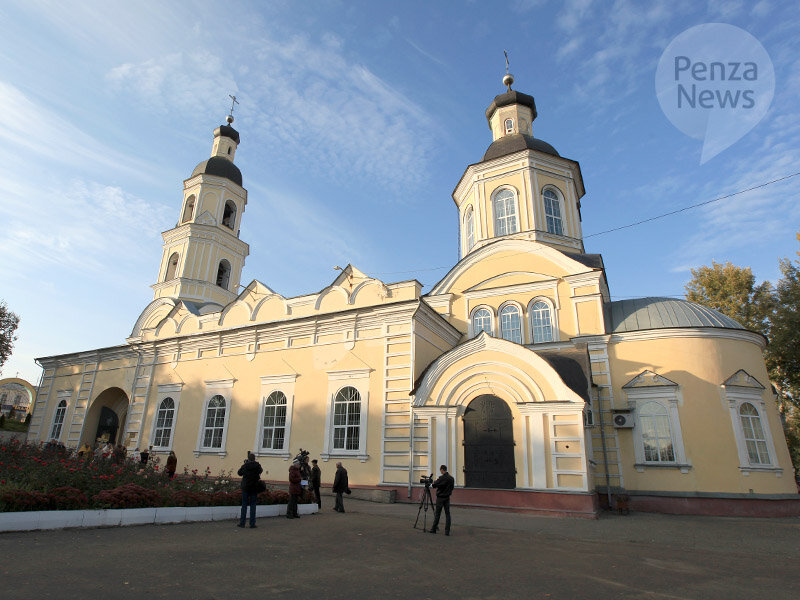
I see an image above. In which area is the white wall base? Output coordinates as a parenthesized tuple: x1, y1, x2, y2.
(0, 502, 319, 532)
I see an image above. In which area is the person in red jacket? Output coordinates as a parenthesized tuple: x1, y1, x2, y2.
(287, 459, 302, 519)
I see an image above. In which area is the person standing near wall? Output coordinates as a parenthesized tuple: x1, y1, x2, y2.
(237, 452, 263, 529)
(311, 459, 322, 509)
(165, 451, 177, 479)
(332, 462, 349, 513)
(287, 459, 302, 519)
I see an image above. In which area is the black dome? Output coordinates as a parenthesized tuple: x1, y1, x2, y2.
(191, 156, 242, 186)
(214, 124, 240, 144)
(482, 133, 559, 162)
(485, 90, 537, 122)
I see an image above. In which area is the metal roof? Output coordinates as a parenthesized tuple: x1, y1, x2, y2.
(606, 297, 745, 333)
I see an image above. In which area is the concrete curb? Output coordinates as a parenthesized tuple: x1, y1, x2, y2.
(0, 503, 318, 532)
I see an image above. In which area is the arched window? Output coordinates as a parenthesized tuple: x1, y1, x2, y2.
(262, 391, 288, 450)
(504, 118, 514, 134)
(50, 400, 67, 440)
(181, 195, 195, 223)
(464, 206, 475, 252)
(500, 305, 523, 344)
(165, 252, 179, 281)
(216, 259, 231, 290)
(222, 200, 237, 230)
(739, 403, 770, 464)
(493, 189, 518, 237)
(471, 308, 493, 337)
(153, 397, 176, 448)
(638, 401, 675, 462)
(543, 189, 564, 236)
(333, 387, 361, 451)
(530, 301, 554, 343)
(201, 395, 226, 449)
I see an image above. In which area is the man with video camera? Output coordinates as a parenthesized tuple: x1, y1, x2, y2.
(429, 464, 454, 536)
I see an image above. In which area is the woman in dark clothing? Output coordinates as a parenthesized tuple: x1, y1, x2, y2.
(237, 452, 264, 528)
(287, 460, 302, 519)
(165, 451, 177, 479)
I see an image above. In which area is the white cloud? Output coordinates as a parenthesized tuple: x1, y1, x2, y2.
(106, 29, 437, 194)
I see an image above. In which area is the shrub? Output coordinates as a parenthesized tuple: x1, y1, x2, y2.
(92, 484, 162, 509)
(49, 486, 89, 510)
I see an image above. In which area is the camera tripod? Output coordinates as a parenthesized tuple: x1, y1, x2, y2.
(413, 480, 435, 532)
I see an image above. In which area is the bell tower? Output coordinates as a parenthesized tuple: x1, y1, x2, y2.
(453, 71, 587, 259)
(151, 113, 249, 307)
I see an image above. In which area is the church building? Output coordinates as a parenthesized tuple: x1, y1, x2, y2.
(30, 75, 799, 517)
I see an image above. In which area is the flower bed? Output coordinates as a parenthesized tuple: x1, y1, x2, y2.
(0, 440, 302, 512)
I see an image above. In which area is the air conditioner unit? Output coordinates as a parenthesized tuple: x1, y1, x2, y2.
(612, 412, 635, 428)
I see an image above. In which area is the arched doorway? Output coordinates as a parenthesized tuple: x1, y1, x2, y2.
(463, 395, 516, 489)
(81, 387, 130, 448)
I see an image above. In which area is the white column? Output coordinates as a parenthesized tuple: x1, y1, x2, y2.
(530, 411, 547, 488)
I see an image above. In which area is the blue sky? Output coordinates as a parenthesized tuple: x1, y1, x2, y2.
(1, 0, 799, 384)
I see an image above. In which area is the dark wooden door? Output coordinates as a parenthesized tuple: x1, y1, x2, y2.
(463, 395, 516, 489)
(95, 406, 119, 444)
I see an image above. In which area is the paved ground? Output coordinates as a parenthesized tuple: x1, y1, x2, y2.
(1, 498, 798, 599)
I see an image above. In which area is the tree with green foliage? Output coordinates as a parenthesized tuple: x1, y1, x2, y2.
(685, 261, 774, 335)
(766, 235, 800, 409)
(0, 300, 20, 371)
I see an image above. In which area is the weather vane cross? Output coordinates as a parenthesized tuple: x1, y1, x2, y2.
(228, 94, 239, 116)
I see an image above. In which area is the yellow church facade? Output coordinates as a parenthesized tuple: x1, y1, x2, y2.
(29, 82, 798, 517)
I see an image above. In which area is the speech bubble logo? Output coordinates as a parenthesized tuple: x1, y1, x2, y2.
(655, 23, 774, 164)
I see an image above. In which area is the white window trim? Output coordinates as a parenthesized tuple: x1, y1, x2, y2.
(463, 205, 475, 254)
(49, 391, 70, 442)
(321, 369, 371, 462)
(498, 300, 525, 344)
(149, 383, 182, 452)
(541, 186, 566, 237)
(491, 187, 519, 237)
(724, 386, 782, 475)
(469, 305, 495, 338)
(504, 118, 514, 134)
(254, 374, 297, 459)
(626, 386, 690, 473)
(195, 379, 234, 457)
(528, 296, 559, 344)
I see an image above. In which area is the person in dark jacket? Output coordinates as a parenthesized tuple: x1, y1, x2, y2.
(237, 452, 264, 528)
(287, 459, 302, 519)
(429, 465, 454, 536)
(332, 462, 349, 513)
(310, 459, 322, 508)
(165, 451, 177, 479)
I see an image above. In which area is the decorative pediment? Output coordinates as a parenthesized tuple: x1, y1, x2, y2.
(195, 210, 217, 226)
(722, 369, 764, 390)
(622, 370, 678, 389)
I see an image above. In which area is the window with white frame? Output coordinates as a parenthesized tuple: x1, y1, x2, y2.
(504, 118, 514, 134)
(261, 391, 288, 451)
(471, 307, 493, 337)
(530, 300, 554, 343)
(201, 395, 227, 449)
(543, 189, 564, 236)
(623, 370, 689, 472)
(722, 371, 780, 472)
(322, 370, 370, 460)
(153, 397, 176, 448)
(638, 401, 675, 462)
(492, 188, 518, 237)
(50, 399, 67, 440)
(500, 304, 522, 344)
(333, 386, 361, 451)
(739, 403, 770, 464)
(464, 206, 475, 252)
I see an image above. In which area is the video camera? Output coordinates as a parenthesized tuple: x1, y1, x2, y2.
(419, 474, 434, 486)
(294, 448, 310, 463)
